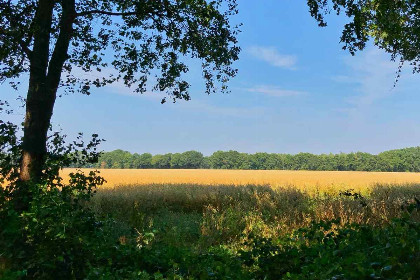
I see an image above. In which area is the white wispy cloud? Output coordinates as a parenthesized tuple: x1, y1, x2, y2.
(246, 85, 305, 97)
(70, 66, 164, 99)
(72, 66, 264, 117)
(331, 75, 353, 83)
(175, 99, 265, 118)
(345, 49, 397, 107)
(248, 46, 297, 69)
(334, 48, 420, 108)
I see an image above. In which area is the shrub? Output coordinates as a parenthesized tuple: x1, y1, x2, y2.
(0, 123, 144, 279)
(241, 215, 420, 279)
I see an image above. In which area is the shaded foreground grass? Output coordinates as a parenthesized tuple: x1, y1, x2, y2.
(89, 183, 420, 279)
(93, 183, 420, 234)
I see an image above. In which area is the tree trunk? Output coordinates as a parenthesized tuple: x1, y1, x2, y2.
(18, 0, 55, 183)
(18, 0, 75, 184)
(19, 81, 57, 182)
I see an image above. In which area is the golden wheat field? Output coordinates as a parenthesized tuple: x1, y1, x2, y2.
(63, 168, 420, 193)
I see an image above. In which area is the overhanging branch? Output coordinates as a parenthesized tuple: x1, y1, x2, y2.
(47, 0, 76, 90)
(76, 10, 138, 17)
(18, 40, 32, 58)
(0, 28, 32, 58)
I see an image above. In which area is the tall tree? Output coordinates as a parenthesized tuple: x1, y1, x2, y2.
(0, 0, 240, 183)
(307, 0, 420, 75)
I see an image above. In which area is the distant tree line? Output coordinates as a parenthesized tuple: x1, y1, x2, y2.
(74, 147, 420, 172)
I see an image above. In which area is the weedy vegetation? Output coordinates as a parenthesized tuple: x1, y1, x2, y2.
(91, 183, 420, 279)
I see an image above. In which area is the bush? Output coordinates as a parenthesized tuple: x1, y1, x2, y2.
(241, 216, 420, 279)
(1, 174, 105, 278)
(0, 122, 144, 279)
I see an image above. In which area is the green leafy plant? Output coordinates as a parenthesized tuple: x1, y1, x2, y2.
(240, 216, 419, 279)
(0, 121, 110, 278)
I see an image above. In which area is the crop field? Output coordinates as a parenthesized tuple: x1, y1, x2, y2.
(63, 168, 420, 193)
(52, 169, 420, 278)
(86, 181, 420, 279)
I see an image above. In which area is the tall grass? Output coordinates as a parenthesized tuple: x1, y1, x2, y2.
(92, 183, 420, 250)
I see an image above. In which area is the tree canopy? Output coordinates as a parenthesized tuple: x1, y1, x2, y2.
(0, 0, 240, 182)
(78, 146, 420, 172)
(307, 0, 420, 75)
(0, 0, 240, 99)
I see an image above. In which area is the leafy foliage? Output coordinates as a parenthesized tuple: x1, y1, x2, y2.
(0, 0, 240, 101)
(0, 115, 121, 279)
(241, 217, 419, 279)
(307, 0, 420, 76)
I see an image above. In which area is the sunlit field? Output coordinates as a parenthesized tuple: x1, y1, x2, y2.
(63, 168, 420, 193)
(87, 182, 420, 279)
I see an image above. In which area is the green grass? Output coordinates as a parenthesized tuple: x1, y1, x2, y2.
(93, 183, 420, 233)
(2, 183, 418, 279)
(86, 183, 420, 279)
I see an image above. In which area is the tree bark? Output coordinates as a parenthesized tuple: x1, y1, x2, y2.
(19, 0, 75, 184)
(19, 82, 56, 182)
(19, 0, 55, 182)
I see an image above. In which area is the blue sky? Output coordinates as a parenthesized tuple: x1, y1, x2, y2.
(2, 0, 420, 155)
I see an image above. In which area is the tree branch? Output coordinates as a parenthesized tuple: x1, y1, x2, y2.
(0, 28, 32, 58)
(22, 17, 37, 55)
(47, 0, 75, 91)
(18, 40, 32, 58)
(76, 10, 138, 17)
